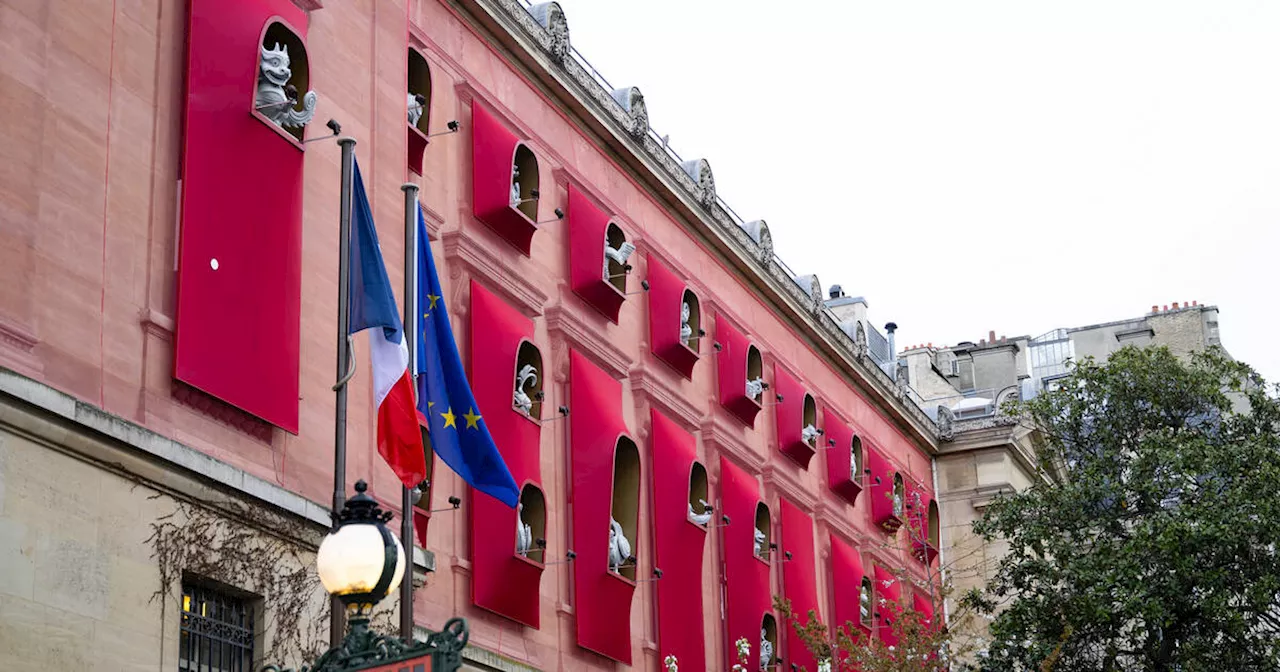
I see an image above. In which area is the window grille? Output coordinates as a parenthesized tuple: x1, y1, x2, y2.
(179, 583, 255, 672)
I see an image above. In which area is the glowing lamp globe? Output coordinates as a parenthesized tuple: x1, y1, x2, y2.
(317, 480, 406, 613)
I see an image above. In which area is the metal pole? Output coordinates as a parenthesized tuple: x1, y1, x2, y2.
(400, 182, 421, 643)
(330, 136, 357, 646)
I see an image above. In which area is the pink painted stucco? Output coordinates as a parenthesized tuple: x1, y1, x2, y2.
(0, 0, 938, 669)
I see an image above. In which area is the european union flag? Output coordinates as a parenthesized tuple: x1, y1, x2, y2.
(414, 206, 520, 507)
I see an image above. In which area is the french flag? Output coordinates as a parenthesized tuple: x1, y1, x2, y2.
(347, 160, 427, 489)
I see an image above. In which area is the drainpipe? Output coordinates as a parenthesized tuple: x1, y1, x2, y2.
(884, 322, 898, 377)
(933, 456, 950, 630)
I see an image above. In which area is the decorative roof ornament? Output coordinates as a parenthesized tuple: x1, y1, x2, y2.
(256, 43, 317, 129)
(995, 385, 1020, 415)
(740, 220, 773, 265)
(853, 321, 869, 359)
(610, 86, 649, 138)
(680, 158, 716, 208)
(936, 404, 956, 440)
(793, 274, 823, 314)
(529, 2, 570, 63)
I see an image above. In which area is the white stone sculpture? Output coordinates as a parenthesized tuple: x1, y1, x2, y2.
(516, 502, 533, 557)
(687, 499, 712, 526)
(408, 92, 423, 126)
(510, 165, 522, 208)
(255, 43, 317, 129)
(801, 424, 819, 446)
(603, 239, 637, 281)
(759, 628, 773, 670)
(893, 488, 904, 518)
(753, 527, 767, 557)
(860, 583, 872, 621)
(513, 364, 538, 417)
(745, 376, 765, 401)
(608, 517, 632, 573)
(680, 301, 694, 344)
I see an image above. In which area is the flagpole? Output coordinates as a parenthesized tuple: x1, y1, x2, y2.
(399, 181, 421, 642)
(330, 135, 357, 646)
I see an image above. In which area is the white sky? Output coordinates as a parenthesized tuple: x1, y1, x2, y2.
(557, 0, 1279, 383)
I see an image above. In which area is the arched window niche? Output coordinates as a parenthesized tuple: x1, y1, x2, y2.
(753, 502, 772, 562)
(513, 341, 544, 422)
(517, 483, 547, 563)
(745, 345, 764, 405)
(511, 144, 539, 221)
(859, 576, 874, 628)
(610, 437, 641, 581)
(892, 473, 905, 520)
(407, 48, 433, 134)
(604, 222, 629, 294)
(851, 436, 864, 484)
(801, 393, 817, 447)
(406, 47, 433, 174)
(760, 613, 779, 670)
(687, 461, 710, 528)
(680, 289, 701, 353)
(256, 21, 311, 144)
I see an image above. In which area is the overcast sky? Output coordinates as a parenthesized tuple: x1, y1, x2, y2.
(556, 0, 1279, 384)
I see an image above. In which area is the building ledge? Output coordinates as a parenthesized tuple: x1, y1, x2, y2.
(0, 367, 436, 571)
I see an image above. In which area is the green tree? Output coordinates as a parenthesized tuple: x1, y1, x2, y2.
(963, 346, 1280, 671)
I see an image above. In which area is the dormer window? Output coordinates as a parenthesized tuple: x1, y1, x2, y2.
(254, 22, 316, 142)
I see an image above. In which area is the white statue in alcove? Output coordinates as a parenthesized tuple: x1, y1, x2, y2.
(603, 238, 637, 282)
(760, 628, 773, 670)
(801, 424, 819, 446)
(687, 499, 712, 526)
(513, 364, 538, 417)
(516, 502, 533, 557)
(680, 301, 694, 344)
(745, 376, 765, 401)
(407, 92, 424, 126)
(510, 165, 522, 208)
(608, 517, 632, 573)
(753, 526, 767, 558)
(255, 42, 317, 129)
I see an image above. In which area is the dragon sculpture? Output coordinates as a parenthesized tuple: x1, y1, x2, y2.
(255, 43, 317, 129)
(603, 239, 636, 281)
(608, 517, 632, 573)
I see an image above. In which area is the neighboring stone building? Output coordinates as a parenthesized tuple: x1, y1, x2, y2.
(899, 301, 1230, 649)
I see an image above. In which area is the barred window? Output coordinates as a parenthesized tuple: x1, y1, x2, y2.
(180, 582, 256, 672)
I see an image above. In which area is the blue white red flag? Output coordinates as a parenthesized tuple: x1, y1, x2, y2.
(348, 160, 427, 488)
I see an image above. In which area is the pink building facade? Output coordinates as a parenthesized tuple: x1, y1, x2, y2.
(0, 0, 944, 669)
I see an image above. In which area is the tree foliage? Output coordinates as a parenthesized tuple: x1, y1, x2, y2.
(963, 346, 1280, 671)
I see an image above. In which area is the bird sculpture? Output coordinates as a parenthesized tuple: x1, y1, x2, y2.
(608, 517, 632, 572)
(255, 43, 317, 129)
(801, 424, 819, 446)
(687, 499, 712, 526)
(759, 628, 773, 670)
(603, 240, 637, 281)
(680, 301, 694, 344)
(513, 364, 538, 417)
(753, 527, 767, 557)
(745, 376, 765, 401)
(407, 92, 423, 126)
(516, 502, 533, 557)
(510, 165, 522, 208)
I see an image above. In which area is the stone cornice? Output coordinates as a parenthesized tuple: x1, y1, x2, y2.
(544, 304, 632, 380)
(450, 0, 941, 451)
(441, 228, 548, 317)
(701, 412, 762, 474)
(628, 365, 703, 432)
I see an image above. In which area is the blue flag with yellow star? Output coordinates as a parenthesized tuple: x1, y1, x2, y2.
(414, 206, 519, 507)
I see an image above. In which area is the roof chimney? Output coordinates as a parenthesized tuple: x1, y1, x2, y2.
(1172, 302, 1180, 310)
(988, 330, 996, 344)
(1152, 305, 1159, 313)
(829, 284, 844, 300)
(884, 322, 899, 374)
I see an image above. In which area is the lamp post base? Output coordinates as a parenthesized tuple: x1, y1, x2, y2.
(262, 616, 469, 672)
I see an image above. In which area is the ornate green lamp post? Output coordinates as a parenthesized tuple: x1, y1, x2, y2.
(264, 480, 468, 672)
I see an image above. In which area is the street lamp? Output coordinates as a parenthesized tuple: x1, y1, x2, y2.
(263, 480, 469, 672)
(316, 479, 406, 618)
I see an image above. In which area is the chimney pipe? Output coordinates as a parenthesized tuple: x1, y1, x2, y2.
(884, 322, 898, 375)
(829, 284, 844, 300)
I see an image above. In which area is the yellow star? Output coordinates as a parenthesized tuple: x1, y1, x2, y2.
(440, 407, 456, 428)
(427, 294, 441, 310)
(463, 408, 482, 430)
